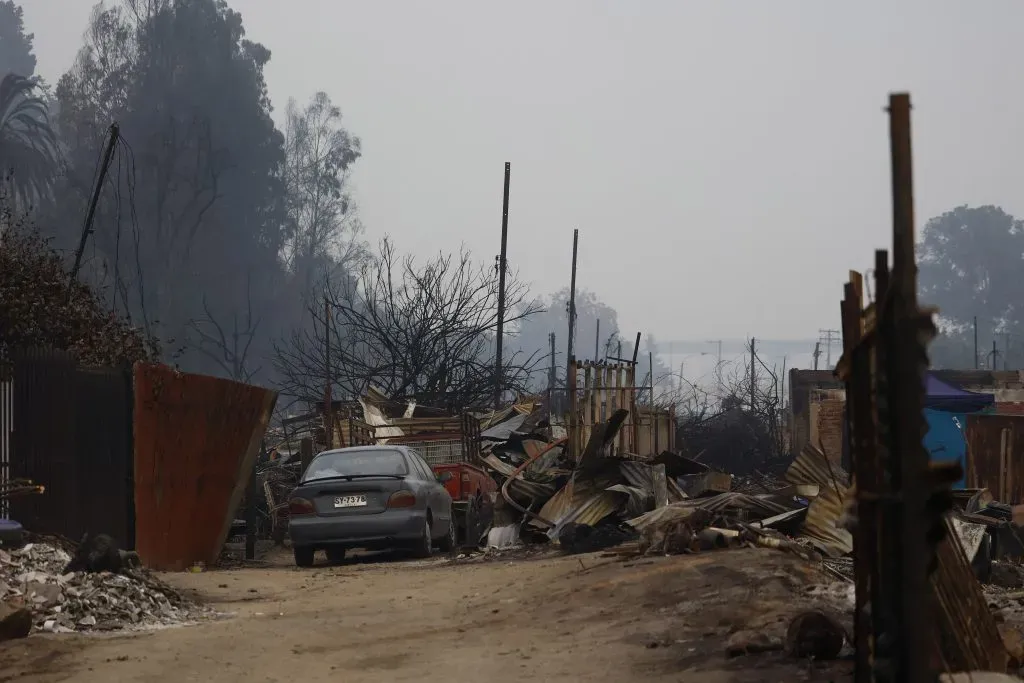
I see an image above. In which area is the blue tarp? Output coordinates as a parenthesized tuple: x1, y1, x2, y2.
(842, 373, 995, 488)
(924, 373, 995, 413)
(923, 373, 995, 489)
(924, 409, 972, 488)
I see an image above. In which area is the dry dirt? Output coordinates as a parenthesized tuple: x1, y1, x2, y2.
(0, 546, 854, 682)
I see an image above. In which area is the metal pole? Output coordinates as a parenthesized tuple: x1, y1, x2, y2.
(594, 319, 600, 361)
(548, 332, 556, 409)
(749, 337, 756, 411)
(974, 316, 979, 369)
(71, 123, 120, 281)
(324, 295, 332, 449)
(245, 442, 262, 560)
(494, 162, 511, 410)
(566, 229, 579, 375)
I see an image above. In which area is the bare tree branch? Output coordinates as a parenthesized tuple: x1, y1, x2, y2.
(274, 238, 542, 409)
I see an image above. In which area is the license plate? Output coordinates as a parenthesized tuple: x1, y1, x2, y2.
(334, 495, 367, 508)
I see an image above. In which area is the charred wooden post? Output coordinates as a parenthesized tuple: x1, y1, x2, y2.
(838, 93, 1008, 682)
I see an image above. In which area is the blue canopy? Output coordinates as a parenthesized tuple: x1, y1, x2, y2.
(925, 373, 994, 413)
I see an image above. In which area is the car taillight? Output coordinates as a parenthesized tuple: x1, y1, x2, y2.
(288, 497, 315, 515)
(387, 491, 416, 509)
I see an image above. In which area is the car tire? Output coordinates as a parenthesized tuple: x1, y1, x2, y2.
(294, 546, 315, 568)
(325, 547, 346, 565)
(413, 517, 433, 559)
(438, 516, 457, 553)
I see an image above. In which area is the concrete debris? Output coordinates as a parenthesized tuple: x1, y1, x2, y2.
(0, 543, 208, 633)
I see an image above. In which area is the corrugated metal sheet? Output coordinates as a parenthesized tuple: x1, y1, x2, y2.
(626, 501, 700, 532)
(785, 444, 853, 557)
(5, 349, 134, 546)
(481, 454, 556, 503)
(965, 413, 1024, 504)
(929, 517, 1010, 672)
(544, 490, 626, 538)
(532, 474, 621, 529)
(133, 363, 277, 571)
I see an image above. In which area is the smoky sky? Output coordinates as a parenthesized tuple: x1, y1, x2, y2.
(23, 0, 1024, 346)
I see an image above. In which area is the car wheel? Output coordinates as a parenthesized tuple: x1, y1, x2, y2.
(325, 547, 346, 565)
(438, 515, 456, 553)
(294, 546, 315, 568)
(413, 516, 433, 558)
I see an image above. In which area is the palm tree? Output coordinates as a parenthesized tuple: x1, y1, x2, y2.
(0, 73, 59, 210)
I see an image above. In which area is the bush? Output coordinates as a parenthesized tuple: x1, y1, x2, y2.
(0, 198, 158, 366)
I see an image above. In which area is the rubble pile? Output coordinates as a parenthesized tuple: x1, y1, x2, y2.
(476, 404, 852, 565)
(0, 542, 207, 633)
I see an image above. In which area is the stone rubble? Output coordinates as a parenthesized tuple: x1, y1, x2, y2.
(0, 542, 209, 633)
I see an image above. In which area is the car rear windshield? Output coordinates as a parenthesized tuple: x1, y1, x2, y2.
(302, 450, 409, 482)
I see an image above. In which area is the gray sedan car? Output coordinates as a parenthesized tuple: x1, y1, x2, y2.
(287, 445, 455, 567)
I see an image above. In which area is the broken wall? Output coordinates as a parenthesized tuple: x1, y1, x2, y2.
(789, 370, 844, 457)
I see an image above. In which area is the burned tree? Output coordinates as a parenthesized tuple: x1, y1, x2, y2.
(274, 238, 542, 409)
(187, 273, 261, 383)
(671, 343, 788, 476)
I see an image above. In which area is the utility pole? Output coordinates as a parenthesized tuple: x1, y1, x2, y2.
(548, 333, 557, 389)
(819, 329, 841, 369)
(707, 340, 722, 390)
(493, 162, 511, 410)
(323, 295, 332, 449)
(1000, 332, 1012, 370)
(813, 341, 822, 371)
(566, 229, 579, 376)
(71, 123, 120, 282)
(989, 339, 1000, 371)
(595, 319, 600, 361)
(648, 351, 655, 406)
(973, 316, 979, 369)
(749, 337, 757, 412)
(548, 332, 557, 410)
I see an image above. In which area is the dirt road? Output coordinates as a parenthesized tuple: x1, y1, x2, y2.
(0, 547, 853, 682)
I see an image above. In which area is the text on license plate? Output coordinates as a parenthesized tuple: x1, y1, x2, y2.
(334, 495, 367, 508)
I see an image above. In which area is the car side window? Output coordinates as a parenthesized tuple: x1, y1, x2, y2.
(412, 453, 433, 481)
(404, 451, 428, 481)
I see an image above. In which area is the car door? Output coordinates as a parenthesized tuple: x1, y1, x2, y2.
(408, 450, 450, 535)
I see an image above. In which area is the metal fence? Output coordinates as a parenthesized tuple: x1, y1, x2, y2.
(0, 367, 12, 519)
(1, 348, 134, 546)
(404, 438, 465, 466)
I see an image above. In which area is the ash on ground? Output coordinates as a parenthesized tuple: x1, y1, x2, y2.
(0, 543, 210, 633)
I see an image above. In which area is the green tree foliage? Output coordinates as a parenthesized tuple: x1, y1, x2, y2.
(0, 74, 59, 208)
(918, 205, 1024, 368)
(0, 1, 35, 79)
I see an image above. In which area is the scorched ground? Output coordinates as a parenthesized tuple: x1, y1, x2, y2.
(0, 546, 855, 683)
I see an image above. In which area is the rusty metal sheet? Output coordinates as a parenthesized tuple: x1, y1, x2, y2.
(545, 490, 626, 538)
(786, 444, 853, 557)
(929, 517, 1010, 672)
(966, 414, 1024, 504)
(133, 363, 277, 571)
